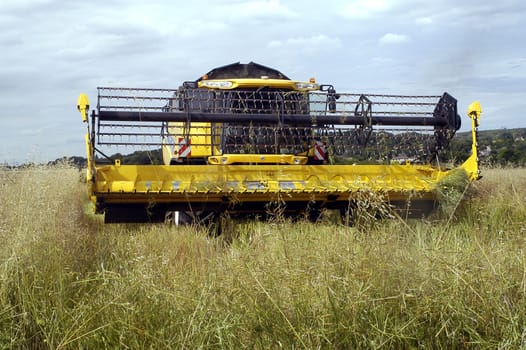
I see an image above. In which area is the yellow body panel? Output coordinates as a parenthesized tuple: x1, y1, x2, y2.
(198, 78, 318, 91)
(208, 154, 308, 165)
(77, 93, 89, 123)
(91, 163, 447, 205)
(162, 122, 220, 164)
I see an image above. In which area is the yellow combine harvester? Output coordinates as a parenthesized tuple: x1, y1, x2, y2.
(77, 62, 481, 224)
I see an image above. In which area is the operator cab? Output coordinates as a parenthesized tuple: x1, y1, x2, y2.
(162, 62, 324, 165)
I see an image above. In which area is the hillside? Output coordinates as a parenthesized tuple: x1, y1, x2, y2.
(447, 127, 526, 166)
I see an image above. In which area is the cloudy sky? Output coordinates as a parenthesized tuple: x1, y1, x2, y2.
(1, 0, 525, 163)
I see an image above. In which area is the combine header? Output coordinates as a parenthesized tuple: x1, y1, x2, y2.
(77, 62, 481, 224)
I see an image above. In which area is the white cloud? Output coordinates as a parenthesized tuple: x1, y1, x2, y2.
(371, 57, 394, 64)
(379, 33, 410, 45)
(267, 34, 342, 51)
(415, 17, 433, 25)
(507, 58, 526, 71)
(340, 0, 390, 19)
(233, 0, 297, 18)
(0, 0, 56, 12)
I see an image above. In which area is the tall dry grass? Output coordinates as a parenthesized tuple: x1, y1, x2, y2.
(0, 165, 525, 348)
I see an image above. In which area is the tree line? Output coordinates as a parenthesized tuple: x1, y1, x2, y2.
(446, 128, 526, 166)
(37, 127, 526, 168)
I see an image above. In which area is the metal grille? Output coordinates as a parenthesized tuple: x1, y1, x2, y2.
(92, 87, 458, 163)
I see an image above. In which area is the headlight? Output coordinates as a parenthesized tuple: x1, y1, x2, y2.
(295, 82, 320, 90)
(200, 80, 233, 89)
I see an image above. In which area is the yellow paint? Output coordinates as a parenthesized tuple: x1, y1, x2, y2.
(198, 78, 319, 91)
(208, 154, 307, 165)
(89, 163, 447, 205)
(461, 101, 482, 180)
(77, 93, 89, 122)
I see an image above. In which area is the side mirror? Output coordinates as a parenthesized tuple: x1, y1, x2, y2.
(320, 85, 340, 113)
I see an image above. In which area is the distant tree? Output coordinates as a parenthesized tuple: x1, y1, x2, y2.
(497, 147, 516, 165)
(445, 138, 472, 163)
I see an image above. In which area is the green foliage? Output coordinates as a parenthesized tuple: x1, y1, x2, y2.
(117, 149, 163, 165)
(1, 166, 526, 348)
(450, 128, 526, 166)
(102, 149, 163, 165)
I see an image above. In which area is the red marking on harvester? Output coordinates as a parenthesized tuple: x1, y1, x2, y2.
(178, 138, 191, 157)
(313, 140, 326, 161)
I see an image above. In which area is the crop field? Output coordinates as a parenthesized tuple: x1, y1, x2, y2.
(0, 165, 525, 349)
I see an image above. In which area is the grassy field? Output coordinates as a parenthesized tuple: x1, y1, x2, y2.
(0, 165, 525, 349)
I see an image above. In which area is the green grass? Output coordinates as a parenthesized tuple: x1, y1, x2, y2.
(1, 165, 525, 348)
